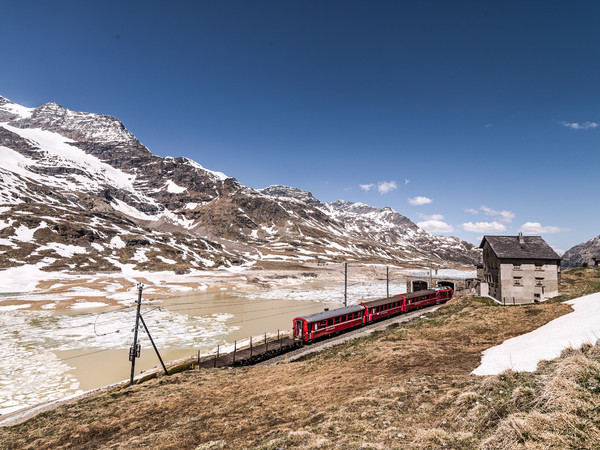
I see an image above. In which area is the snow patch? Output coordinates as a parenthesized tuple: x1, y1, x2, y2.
(473, 292, 600, 375)
(165, 180, 187, 194)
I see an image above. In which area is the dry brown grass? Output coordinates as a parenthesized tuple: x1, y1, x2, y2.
(1, 268, 599, 449)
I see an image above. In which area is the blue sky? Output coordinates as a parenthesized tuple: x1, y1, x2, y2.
(2, 1, 599, 253)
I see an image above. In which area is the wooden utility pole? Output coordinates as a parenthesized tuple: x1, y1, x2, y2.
(129, 283, 168, 385)
(344, 263, 348, 307)
(429, 255, 433, 288)
(129, 283, 143, 386)
(386, 266, 389, 298)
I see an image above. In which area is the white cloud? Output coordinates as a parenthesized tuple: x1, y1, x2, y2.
(404, 179, 410, 185)
(359, 183, 375, 192)
(462, 221, 507, 233)
(417, 213, 445, 221)
(480, 206, 515, 224)
(377, 181, 397, 194)
(417, 220, 454, 233)
(465, 208, 479, 215)
(560, 121, 599, 130)
(519, 222, 570, 234)
(408, 196, 432, 206)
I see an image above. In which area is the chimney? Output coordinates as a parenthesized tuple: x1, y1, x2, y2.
(518, 232, 525, 245)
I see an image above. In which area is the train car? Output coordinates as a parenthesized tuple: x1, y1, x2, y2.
(293, 305, 366, 343)
(360, 287, 453, 323)
(359, 295, 405, 323)
(401, 287, 453, 313)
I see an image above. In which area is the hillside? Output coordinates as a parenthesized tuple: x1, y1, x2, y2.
(2, 268, 599, 449)
(0, 95, 480, 276)
(562, 234, 600, 268)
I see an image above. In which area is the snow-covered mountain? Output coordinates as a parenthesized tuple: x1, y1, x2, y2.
(562, 235, 600, 268)
(259, 186, 479, 264)
(0, 95, 480, 273)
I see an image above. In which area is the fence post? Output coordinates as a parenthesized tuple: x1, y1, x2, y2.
(250, 336, 253, 357)
(233, 340, 237, 364)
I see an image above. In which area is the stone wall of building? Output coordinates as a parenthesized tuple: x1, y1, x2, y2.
(498, 260, 559, 304)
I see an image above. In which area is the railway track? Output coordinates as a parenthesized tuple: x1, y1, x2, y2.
(258, 303, 442, 366)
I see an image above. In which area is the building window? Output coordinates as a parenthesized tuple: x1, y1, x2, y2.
(513, 263, 521, 270)
(536, 278, 544, 286)
(514, 277, 522, 286)
(535, 263, 544, 271)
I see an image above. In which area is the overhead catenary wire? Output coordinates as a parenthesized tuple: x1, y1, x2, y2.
(0, 304, 137, 336)
(3, 265, 412, 366)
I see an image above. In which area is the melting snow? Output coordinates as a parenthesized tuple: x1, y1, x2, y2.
(473, 292, 600, 375)
(0, 306, 235, 415)
(165, 180, 187, 193)
(1, 124, 136, 191)
(110, 236, 126, 249)
(45, 243, 87, 258)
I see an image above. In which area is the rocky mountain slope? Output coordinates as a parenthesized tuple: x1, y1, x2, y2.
(562, 234, 600, 268)
(0, 95, 480, 274)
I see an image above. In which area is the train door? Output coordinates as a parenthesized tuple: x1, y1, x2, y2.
(294, 320, 304, 340)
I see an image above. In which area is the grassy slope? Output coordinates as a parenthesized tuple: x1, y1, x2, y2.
(1, 268, 599, 449)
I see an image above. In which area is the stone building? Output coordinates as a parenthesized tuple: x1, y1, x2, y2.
(478, 233, 561, 304)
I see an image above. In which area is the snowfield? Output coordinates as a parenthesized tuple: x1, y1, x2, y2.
(473, 292, 600, 375)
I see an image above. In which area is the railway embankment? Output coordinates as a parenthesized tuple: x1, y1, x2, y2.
(1, 268, 599, 449)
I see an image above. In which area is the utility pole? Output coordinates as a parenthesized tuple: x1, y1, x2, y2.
(129, 283, 143, 386)
(386, 266, 389, 298)
(344, 263, 348, 307)
(129, 283, 168, 386)
(429, 255, 433, 288)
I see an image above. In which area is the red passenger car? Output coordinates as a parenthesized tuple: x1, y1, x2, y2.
(399, 287, 453, 313)
(360, 287, 453, 322)
(293, 305, 366, 343)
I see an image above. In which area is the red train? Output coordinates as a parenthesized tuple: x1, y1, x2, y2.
(293, 287, 453, 343)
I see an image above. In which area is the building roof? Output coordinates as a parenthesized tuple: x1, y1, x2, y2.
(479, 235, 561, 261)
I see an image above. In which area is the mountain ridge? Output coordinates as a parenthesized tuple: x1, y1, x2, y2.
(0, 95, 480, 273)
(562, 234, 600, 268)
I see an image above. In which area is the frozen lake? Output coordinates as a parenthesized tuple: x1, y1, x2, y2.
(0, 280, 405, 415)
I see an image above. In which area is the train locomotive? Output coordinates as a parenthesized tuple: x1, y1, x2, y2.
(293, 287, 453, 343)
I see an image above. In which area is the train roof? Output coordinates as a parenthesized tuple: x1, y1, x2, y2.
(294, 304, 364, 323)
(359, 289, 447, 308)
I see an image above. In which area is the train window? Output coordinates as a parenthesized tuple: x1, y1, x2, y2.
(327, 319, 333, 327)
(320, 320, 327, 328)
